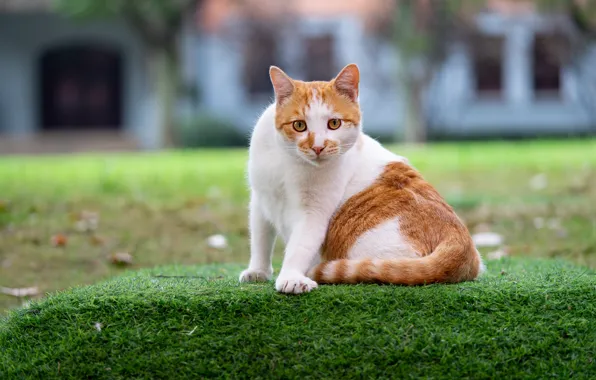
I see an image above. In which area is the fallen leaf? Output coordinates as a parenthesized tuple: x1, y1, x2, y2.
(206, 234, 228, 250)
(51, 234, 68, 247)
(1, 286, 39, 297)
(186, 326, 198, 336)
(110, 252, 133, 266)
(89, 235, 106, 246)
(472, 232, 504, 248)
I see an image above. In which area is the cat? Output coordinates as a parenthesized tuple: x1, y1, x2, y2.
(239, 63, 484, 294)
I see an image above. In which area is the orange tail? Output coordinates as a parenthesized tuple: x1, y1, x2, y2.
(309, 243, 484, 286)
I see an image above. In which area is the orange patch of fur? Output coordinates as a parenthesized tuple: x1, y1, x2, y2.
(310, 162, 482, 285)
(297, 131, 316, 152)
(275, 80, 361, 143)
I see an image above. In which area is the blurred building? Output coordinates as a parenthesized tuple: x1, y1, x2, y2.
(198, 0, 596, 140)
(0, 0, 159, 153)
(0, 0, 595, 154)
(195, 0, 403, 141)
(426, 0, 596, 138)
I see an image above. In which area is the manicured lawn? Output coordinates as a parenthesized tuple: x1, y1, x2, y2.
(1, 258, 595, 378)
(0, 139, 595, 314)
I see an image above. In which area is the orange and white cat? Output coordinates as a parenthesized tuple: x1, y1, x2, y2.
(239, 64, 484, 294)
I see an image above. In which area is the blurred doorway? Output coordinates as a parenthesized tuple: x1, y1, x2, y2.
(40, 44, 123, 130)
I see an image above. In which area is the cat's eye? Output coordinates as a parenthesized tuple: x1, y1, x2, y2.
(328, 119, 342, 130)
(292, 120, 307, 132)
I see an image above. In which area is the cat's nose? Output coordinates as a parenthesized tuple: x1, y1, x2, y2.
(312, 146, 325, 156)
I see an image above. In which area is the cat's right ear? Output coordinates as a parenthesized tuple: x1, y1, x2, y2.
(269, 66, 294, 105)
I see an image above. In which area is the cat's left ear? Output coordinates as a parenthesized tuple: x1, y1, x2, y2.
(270, 66, 295, 105)
(333, 64, 360, 102)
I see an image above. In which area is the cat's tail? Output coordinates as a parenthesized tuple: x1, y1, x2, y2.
(308, 242, 485, 285)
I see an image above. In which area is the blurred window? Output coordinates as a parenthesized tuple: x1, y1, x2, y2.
(40, 45, 122, 130)
(303, 35, 336, 81)
(244, 25, 279, 95)
(472, 35, 504, 98)
(533, 34, 566, 97)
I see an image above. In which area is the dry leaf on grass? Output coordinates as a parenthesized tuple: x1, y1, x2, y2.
(89, 235, 106, 246)
(1, 286, 40, 297)
(110, 252, 133, 266)
(51, 234, 68, 247)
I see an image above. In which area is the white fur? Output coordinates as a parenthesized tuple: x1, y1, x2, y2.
(347, 217, 418, 260)
(239, 100, 408, 294)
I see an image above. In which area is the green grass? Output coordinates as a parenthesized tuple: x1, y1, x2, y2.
(1, 258, 595, 379)
(1, 140, 596, 377)
(0, 139, 596, 314)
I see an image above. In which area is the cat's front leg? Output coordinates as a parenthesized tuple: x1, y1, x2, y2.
(275, 215, 327, 294)
(239, 196, 275, 283)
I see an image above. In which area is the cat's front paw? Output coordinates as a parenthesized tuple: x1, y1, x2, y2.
(275, 271, 318, 294)
(239, 268, 272, 283)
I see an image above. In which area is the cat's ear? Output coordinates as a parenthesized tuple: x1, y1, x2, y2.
(333, 64, 360, 102)
(269, 66, 295, 105)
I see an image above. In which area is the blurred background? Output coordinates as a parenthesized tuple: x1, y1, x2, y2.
(1, 0, 595, 151)
(0, 0, 595, 312)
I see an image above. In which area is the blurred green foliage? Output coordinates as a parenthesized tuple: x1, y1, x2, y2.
(175, 114, 248, 148)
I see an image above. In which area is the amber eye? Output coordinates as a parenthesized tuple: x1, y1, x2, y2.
(292, 120, 307, 132)
(328, 119, 342, 130)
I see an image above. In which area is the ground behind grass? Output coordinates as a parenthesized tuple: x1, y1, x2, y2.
(1, 139, 596, 313)
(1, 258, 595, 378)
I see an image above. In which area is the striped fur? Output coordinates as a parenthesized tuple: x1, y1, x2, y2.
(309, 162, 484, 286)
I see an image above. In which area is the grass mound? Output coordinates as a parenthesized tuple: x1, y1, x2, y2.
(1, 258, 595, 379)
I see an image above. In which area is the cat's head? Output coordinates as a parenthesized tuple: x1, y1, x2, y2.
(269, 64, 361, 165)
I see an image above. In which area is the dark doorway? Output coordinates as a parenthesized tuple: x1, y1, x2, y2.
(40, 44, 122, 130)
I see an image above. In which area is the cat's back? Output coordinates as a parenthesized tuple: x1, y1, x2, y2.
(247, 104, 284, 184)
(342, 134, 409, 201)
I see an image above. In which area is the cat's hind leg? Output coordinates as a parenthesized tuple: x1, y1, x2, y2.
(346, 217, 419, 260)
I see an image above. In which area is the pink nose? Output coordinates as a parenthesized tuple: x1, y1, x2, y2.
(312, 146, 325, 156)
